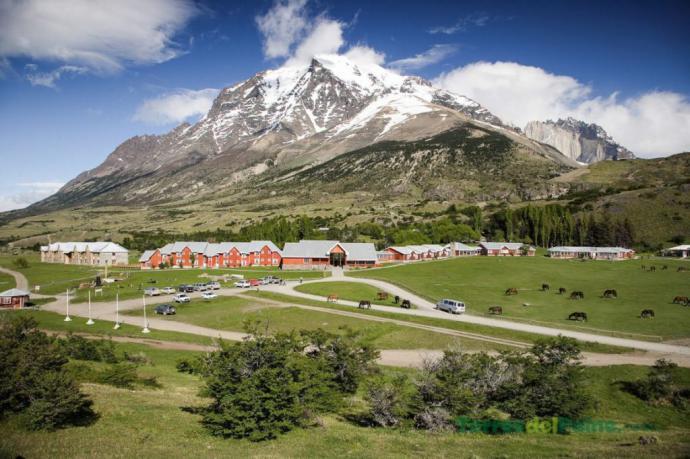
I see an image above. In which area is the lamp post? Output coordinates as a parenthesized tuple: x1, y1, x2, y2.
(142, 295, 150, 333)
(114, 292, 121, 330)
(64, 288, 72, 321)
(86, 290, 95, 325)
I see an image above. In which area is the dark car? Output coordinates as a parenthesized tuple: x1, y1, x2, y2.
(184, 285, 194, 293)
(154, 304, 176, 315)
(178, 285, 189, 292)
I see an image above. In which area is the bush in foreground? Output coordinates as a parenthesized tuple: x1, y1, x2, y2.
(0, 315, 95, 430)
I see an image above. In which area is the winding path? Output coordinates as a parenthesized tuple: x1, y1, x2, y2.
(0, 266, 29, 290)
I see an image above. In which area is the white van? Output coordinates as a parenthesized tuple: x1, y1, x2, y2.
(436, 299, 466, 314)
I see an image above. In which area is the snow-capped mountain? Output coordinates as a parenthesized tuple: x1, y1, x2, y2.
(31, 54, 578, 209)
(524, 117, 635, 164)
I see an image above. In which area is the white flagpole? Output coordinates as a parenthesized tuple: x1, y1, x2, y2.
(86, 290, 94, 325)
(142, 294, 150, 333)
(64, 288, 72, 321)
(114, 292, 121, 329)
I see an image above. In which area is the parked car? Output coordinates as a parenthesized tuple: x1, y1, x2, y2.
(161, 287, 175, 294)
(178, 285, 188, 292)
(202, 291, 218, 300)
(436, 299, 466, 314)
(234, 280, 251, 288)
(144, 287, 160, 297)
(173, 293, 191, 303)
(258, 277, 271, 285)
(271, 277, 283, 285)
(184, 285, 195, 293)
(206, 281, 221, 290)
(249, 279, 261, 287)
(192, 283, 207, 292)
(154, 304, 176, 315)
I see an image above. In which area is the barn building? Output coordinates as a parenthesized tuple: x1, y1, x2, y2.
(547, 246, 635, 260)
(281, 240, 378, 270)
(0, 289, 31, 309)
(40, 242, 129, 266)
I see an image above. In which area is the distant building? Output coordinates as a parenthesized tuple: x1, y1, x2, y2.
(448, 242, 481, 257)
(0, 288, 30, 309)
(662, 245, 690, 258)
(480, 242, 534, 257)
(547, 246, 635, 260)
(281, 240, 378, 269)
(385, 244, 450, 262)
(40, 242, 129, 266)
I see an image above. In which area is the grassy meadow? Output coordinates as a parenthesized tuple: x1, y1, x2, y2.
(349, 256, 690, 340)
(1, 339, 689, 458)
(295, 281, 406, 307)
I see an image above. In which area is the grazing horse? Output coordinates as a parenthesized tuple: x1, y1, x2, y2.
(603, 289, 618, 299)
(377, 291, 389, 300)
(505, 287, 518, 296)
(640, 309, 655, 319)
(662, 265, 668, 270)
(400, 299, 411, 309)
(641, 265, 646, 270)
(568, 312, 588, 322)
(558, 287, 567, 295)
(672, 296, 689, 304)
(541, 283, 550, 292)
(394, 295, 400, 304)
(570, 291, 584, 300)
(358, 300, 371, 309)
(649, 266, 656, 272)
(327, 294, 338, 303)
(488, 306, 503, 315)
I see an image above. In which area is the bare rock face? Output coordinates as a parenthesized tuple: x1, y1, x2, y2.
(524, 117, 635, 164)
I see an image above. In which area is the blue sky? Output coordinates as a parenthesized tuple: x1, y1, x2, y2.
(0, 0, 689, 211)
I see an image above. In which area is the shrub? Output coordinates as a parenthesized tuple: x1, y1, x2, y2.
(365, 375, 413, 428)
(623, 359, 689, 408)
(12, 257, 29, 269)
(56, 334, 119, 363)
(199, 325, 378, 441)
(0, 315, 95, 430)
(96, 363, 138, 389)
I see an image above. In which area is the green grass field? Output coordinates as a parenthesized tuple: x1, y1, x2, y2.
(295, 281, 407, 307)
(350, 256, 690, 340)
(0, 271, 15, 290)
(123, 295, 482, 351)
(1, 309, 216, 346)
(1, 340, 689, 458)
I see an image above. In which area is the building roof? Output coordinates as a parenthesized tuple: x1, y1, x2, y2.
(480, 242, 524, 251)
(282, 240, 377, 261)
(139, 250, 157, 262)
(387, 246, 414, 255)
(202, 241, 283, 256)
(665, 245, 690, 251)
(449, 242, 481, 251)
(0, 288, 30, 297)
(548, 246, 634, 254)
(41, 242, 128, 253)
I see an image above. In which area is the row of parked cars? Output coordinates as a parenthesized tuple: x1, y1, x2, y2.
(234, 276, 283, 288)
(144, 282, 221, 297)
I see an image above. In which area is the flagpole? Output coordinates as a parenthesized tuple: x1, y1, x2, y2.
(64, 288, 72, 321)
(142, 294, 150, 333)
(86, 290, 94, 325)
(114, 292, 121, 329)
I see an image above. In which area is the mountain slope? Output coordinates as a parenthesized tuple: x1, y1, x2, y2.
(524, 117, 635, 164)
(24, 54, 579, 213)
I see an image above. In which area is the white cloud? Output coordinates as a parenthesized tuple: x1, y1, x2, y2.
(0, 0, 198, 74)
(429, 13, 490, 35)
(285, 17, 345, 66)
(255, 0, 309, 59)
(26, 65, 88, 88)
(344, 45, 386, 66)
(0, 182, 65, 212)
(388, 44, 457, 71)
(434, 61, 690, 157)
(133, 88, 219, 125)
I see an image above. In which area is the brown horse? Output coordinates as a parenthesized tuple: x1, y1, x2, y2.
(377, 291, 389, 300)
(358, 300, 371, 309)
(505, 287, 518, 296)
(327, 294, 338, 303)
(570, 291, 584, 300)
(558, 287, 567, 295)
(673, 296, 689, 304)
(488, 306, 503, 315)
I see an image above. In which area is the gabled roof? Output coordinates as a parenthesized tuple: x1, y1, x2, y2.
(449, 242, 481, 251)
(666, 245, 690, 251)
(139, 250, 157, 262)
(42, 242, 128, 253)
(0, 288, 30, 297)
(480, 242, 524, 251)
(282, 240, 339, 259)
(387, 246, 414, 255)
(339, 243, 378, 262)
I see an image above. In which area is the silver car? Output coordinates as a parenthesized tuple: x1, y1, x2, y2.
(436, 299, 466, 314)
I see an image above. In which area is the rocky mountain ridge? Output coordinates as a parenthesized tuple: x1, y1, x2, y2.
(524, 117, 635, 164)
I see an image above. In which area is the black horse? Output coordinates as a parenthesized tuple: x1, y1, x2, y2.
(358, 300, 371, 309)
(400, 299, 411, 309)
(488, 306, 503, 315)
(568, 312, 588, 322)
(640, 309, 655, 319)
(558, 287, 567, 295)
